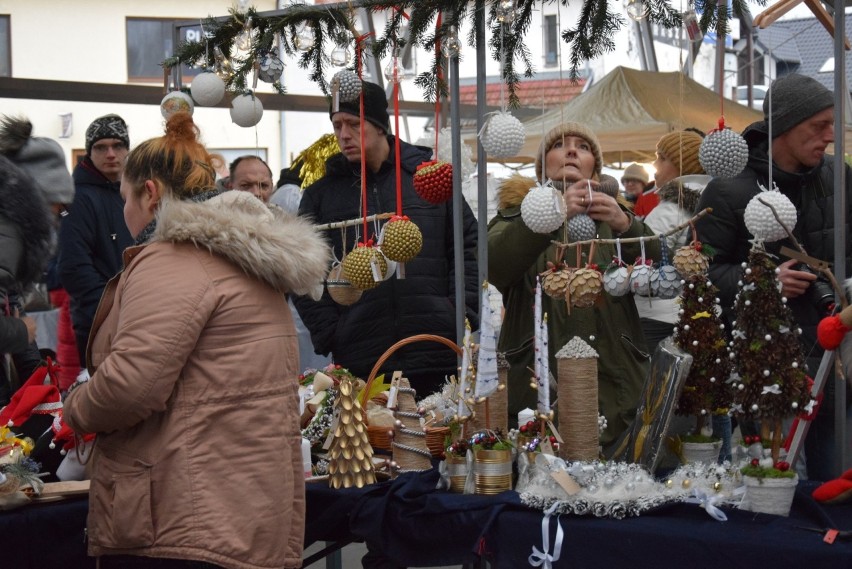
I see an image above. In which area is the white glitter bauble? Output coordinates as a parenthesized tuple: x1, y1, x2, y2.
(699, 128, 749, 178)
(602, 265, 630, 296)
(331, 70, 361, 103)
(520, 183, 566, 233)
(230, 93, 264, 127)
(567, 213, 596, 242)
(744, 188, 797, 242)
(160, 91, 194, 120)
(190, 72, 226, 106)
(479, 111, 525, 158)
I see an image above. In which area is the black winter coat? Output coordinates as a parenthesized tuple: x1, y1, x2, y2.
(294, 136, 479, 381)
(58, 158, 133, 352)
(695, 122, 852, 353)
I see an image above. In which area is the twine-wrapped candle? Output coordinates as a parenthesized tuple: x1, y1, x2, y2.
(555, 337, 599, 461)
(392, 377, 432, 474)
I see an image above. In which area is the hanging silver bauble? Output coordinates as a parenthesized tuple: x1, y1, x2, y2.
(258, 49, 284, 83)
(331, 70, 362, 103)
(699, 128, 749, 179)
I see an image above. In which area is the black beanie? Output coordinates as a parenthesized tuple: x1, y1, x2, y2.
(763, 74, 834, 138)
(85, 114, 130, 155)
(329, 81, 390, 133)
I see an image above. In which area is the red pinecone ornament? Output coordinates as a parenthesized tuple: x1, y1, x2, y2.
(413, 160, 453, 204)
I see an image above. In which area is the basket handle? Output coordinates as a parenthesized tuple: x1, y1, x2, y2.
(359, 334, 463, 405)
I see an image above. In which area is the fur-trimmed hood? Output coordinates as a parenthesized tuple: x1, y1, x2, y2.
(656, 174, 712, 214)
(497, 174, 537, 210)
(152, 191, 331, 298)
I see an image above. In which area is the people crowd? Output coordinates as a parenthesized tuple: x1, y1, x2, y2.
(1, 70, 850, 568)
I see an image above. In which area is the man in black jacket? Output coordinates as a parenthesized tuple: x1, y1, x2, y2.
(696, 73, 851, 481)
(58, 114, 133, 365)
(294, 81, 479, 400)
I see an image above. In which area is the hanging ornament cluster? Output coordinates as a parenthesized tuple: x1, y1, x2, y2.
(257, 48, 285, 83)
(699, 121, 749, 178)
(521, 182, 566, 234)
(160, 91, 194, 120)
(230, 92, 264, 127)
(342, 244, 387, 290)
(479, 112, 525, 159)
(380, 216, 423, 263)
(413, 160, 453, 204)
(190, 71, 226, 106)
(743, 183, 797, 243)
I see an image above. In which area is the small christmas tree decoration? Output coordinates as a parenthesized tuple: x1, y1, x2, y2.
(567, 213, 596, 242)
(391, 377, 433, 474)
(190, 71, 226, 106)
(541, 262, 573, 299)
(330, 70, 362, 104)
(160, 91, 194, 120)
(327, 376, 376, 489)
(380, 216, 422, 263)
(699, 124, 749, 179)
(673, 241, 710, 278)
(230, 92, 263, 127)
(342, 244, 387, 290)
(413, 160, 453, 204)
(479, 111, 525, 158)
(744, 184, 797, 243)
(257, 48, 284, 83)
(566, 265, 603, 309)
(520, 182, 566, 234)
(652, 241, 683, 300)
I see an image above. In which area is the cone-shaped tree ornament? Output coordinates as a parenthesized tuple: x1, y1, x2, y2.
(391, 377, 432, 475)
(327, 377, 376, 489)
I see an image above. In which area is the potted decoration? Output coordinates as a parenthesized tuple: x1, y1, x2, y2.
(470, 429, 514, 495)
(672, 274, 734, 465)
(729, 248, 812, 516)
(443, 432, 470, 494)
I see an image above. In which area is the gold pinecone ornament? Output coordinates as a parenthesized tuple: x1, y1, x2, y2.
(327, 377, 376, 489)
(381, 216, 423, 263)
(566, 266, 603, 309)
(673, 243, 710, 278)
(342, 244, 388, 290)
(541, 263, 573, 298)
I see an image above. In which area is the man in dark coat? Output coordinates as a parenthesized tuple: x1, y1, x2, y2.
(696, 73, 852, 481)
(294, 81, 479, 401)
(58, 114, 133, 365)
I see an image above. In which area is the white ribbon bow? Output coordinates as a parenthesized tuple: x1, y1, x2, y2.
(529, 502, 564, 568)
(761, 384, 782, 395)
(686, 488, 728, 522)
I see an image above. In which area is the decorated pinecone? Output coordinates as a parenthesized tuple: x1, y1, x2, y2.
(342, 245, 387, 290)
(542, 266, 573, 298)
(258, 49, 285, 83)
(331, 70, 362, 103)
(521, 182, 566, 234)
(381, 216, 422, 263)
(413, 160, 453, 204)
(673, 245, 709, 278)
(744, 187, 797, 243)
(699, 128, 749, 178)
(602, 264, 630, 296)
(567, 213, 596, 242)
(567, 267, 603, 309)
(629, 262, 653, 296)
(479, 111, 525, 158)
(653, 265, 682, 299)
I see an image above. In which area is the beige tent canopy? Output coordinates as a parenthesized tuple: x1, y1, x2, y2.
(504, 66, 763, 166)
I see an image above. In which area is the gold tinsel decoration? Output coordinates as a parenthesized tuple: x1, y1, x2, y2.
(327, 377, 376, 489)
(381, 217, 423, 263)
(566, 267, 603, 309)
(342, 245, 387, 290)
(291, 133, 340, 188)
(673, 245, 709, 278)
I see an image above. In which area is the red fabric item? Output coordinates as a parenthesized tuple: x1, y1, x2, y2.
(633, 190, 660, 217)
(49, 289, 81, 390)
(813, 468, 852, 504)
(817, 314, 849, 350)
(0, 361, 62, 427)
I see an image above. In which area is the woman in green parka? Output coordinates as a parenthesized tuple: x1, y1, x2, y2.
(487, 122, 660, 452)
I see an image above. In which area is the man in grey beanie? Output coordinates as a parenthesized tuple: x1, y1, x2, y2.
(696, 73, 848, 482)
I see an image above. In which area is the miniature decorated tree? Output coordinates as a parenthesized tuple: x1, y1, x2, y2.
(327, 376, 376, 489)
(672, 274, 734, 441)
(729, 248, 812, 467)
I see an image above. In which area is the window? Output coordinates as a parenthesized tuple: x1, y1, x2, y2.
(126, 18, 202, 82)
(0, 16, 10, 77)
(544, 15, 558, 67)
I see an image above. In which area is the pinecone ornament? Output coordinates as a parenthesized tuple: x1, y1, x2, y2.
(413, 160, 453, 204)
(744, 186, 797, 243)
(566, 266, 603, 309)
(342, 245, 387, 290)
(567, 213, 596, 242)
(380, 216, 423, 262)
(257, 49, 284, 83)
(479, 111, 525, 158)
(673, 244, 709, 278)
(652, 241, 683, 299)
(542, 265, 573, 298)
(521, 182, 566, 234)
(629, 260, 653, 296)
(331, 70, 362, 104)
(602, 262, 630, 296)
(699, 127, 749, 178)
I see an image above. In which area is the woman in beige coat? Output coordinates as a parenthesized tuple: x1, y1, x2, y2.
(64, 112, 330, 569)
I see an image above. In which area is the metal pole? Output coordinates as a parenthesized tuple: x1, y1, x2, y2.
(449, 27, 465, 345)
(476, 1, 488, 290)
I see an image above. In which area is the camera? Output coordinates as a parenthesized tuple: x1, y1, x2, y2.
(799, 264, 837, 315)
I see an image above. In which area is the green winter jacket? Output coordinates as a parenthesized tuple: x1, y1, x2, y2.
(487, 175, 660, 449)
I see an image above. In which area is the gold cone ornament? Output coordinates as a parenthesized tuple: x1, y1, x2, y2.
(673, 243, 709, 278)
(327, 377, 376, 489)
(566, 266, 603, 309)
(380, 215, 423, 263)
(342, 244, 387, 290)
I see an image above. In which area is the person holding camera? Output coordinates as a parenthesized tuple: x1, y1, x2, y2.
(696, 73, 852, 481)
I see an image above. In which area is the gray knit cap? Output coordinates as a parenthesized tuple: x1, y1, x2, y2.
(85, 113, 130, 155)
(764, 74, 834, 138)
(0, 116, 75, 205)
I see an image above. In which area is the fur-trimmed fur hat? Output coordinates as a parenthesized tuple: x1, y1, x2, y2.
(0, 116, 74, 205)
(535, 122, 603, 182)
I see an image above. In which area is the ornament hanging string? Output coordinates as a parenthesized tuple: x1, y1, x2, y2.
(393, 45, 404, 216)
(355, 31, 375, 245)
(434, 12, 443, 154)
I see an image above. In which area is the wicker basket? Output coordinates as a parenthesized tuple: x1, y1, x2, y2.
(367, 424, 394, 452)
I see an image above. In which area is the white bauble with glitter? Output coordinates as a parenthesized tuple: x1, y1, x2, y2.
(230, 93, 264, 127)
(699, 128, 749, 178)
(190, 72, 226, 106)
(567, 213, 596, 242)
(479, 111, 525, 158)
(520, 183, 566, 233)
(744, 187, 797, 242)
(160, 91, 194, 120)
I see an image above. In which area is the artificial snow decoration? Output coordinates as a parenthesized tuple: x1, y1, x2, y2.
(160, 91, 194, 120)
(331, 70, 361, 103)
(521, 182, 566, 234)
(190, 72, 226, 106)
(230, 93, 264, 127)
(257, 49, 285, 83)
(744, 185, 797, 243)
(479, 111, 525, 158)
(699, 128, 749, 178)
(567, 213, 596, 242)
